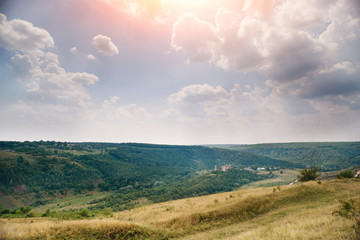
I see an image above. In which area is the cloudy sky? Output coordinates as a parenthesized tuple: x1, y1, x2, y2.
(0, 0, 359, 144)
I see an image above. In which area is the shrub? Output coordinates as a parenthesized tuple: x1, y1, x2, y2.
(101, 208, 113, 216)
(20, 206, 32, 214)
(298, 167, 320, 182)
(337, 170, 354, 179)
(42, 209, 51, 217)
(1, 209, 10, 214)
(14, 209, 23, 215)
(26, 212, 35, 218)
(80, 208, 90, 217)
(333, 199, 360, 237)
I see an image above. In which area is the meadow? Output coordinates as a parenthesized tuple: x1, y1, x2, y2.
(1, 179, 359, 239)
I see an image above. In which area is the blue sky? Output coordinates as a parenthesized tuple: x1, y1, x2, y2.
(0, 0, 359, 144)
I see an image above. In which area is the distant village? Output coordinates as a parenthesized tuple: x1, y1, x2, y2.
(214, 164, 232, 172)
(214, 164, 275, 172)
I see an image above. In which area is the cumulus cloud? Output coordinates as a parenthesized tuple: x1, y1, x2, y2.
(171, 13, 220, 62)
(298, 67, 360, 99)
(171, 2, 329, 77)
(171, 0, 360, 112)
(1, 13, 99, 120)
(0, 13, 54, 54)
(11, 51, 98, 108)
(167, 84, 230, 118)
(93, 34, 119, 56)
(100, 96, 150, 119)
(70, 47, 77, 53)
(88, 54, 96, 61)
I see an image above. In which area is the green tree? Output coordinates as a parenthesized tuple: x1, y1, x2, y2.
(42, 209, 51, 217)
(337, 170, 353, 179)
(17, 156, 24, 164)
(1, 209, 10, 214)
(15, 209, 23, 215)
(298, 167, 320, 182)
(80, 208, 90, 217)
(26, 212, 35, 218)
(20, 206, 32, 214)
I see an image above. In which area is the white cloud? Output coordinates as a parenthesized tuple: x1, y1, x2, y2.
(70, 47, 77, 53)
(11, 51, 98, 108)
(93, 34, 119, 56)
(171, 0, 360, 111)
(1, 13, 99, 121)
(88, 54, 96, 61)
(167, 84, 230, 118)
(92, 96, 152, 123)
(0, 13, 54, 54)
(171, 13, 220, 62)
(171, 3, 329, 77)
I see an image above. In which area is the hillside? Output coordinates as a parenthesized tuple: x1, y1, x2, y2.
(1, 141, 360, 213)
(210, 142, 360, 171)
(1, 179, 359, 239)
(0, 141, 295, 210)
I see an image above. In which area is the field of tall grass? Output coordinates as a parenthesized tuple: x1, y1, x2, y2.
(1, 179, 359, 239)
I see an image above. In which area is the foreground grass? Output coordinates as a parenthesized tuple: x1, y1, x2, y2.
(177, 201, 354, 240)
(1, 180, 359, 239)
(0, 219, 165, 239)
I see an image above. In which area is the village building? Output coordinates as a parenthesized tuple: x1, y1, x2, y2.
(215, 164, 232, 172)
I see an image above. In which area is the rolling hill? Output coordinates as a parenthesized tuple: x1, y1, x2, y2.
(0, 141, 296, 210)
(209, 142, 360, 171)
(1, 141, 359, 212)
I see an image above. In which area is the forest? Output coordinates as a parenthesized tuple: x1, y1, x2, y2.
(0, 141, 359, 212)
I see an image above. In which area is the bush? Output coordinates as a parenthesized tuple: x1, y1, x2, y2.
(20, 206, 32, 214)
(42, 209, 51, 217)
(26, 212, 35, 218)
(80, 208, 90, 217)
(14, 209, 23, 215)
(337, 170, 354, 179)
(101, 208, 112, 216)
(1, 209, 10, 214)
(333, 199, 360, 237)
(298, 167, 320, 182)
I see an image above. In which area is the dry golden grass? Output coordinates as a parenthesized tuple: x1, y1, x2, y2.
(0, 218, 160, 239)
(1, 180, 359, 239)
(177, 204, 356, 240)
(115, 185, 278, 225)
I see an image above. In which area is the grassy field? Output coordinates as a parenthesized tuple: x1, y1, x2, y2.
(1, 179, 359, 239)
(32, 192, 110, 213)
(239, 169, 299, 190)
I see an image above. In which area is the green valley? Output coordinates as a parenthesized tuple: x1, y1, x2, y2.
(1, 141, 360, 239)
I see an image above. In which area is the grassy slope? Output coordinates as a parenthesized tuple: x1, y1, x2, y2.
(31, 192, 110, 213)
(238, 169, 299, 190)
(1, 179, 359, 239)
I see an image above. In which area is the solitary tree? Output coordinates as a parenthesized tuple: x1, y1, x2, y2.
(298, 167, 320, 182)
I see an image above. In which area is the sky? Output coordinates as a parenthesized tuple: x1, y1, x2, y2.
(0, 0, 359, 145)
